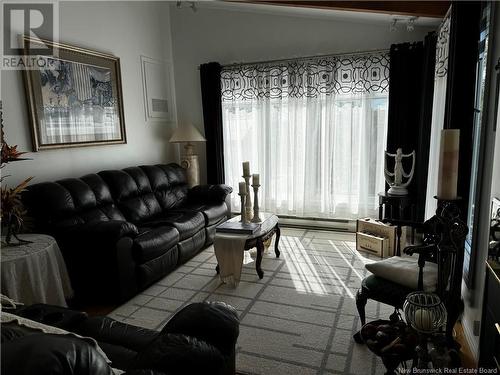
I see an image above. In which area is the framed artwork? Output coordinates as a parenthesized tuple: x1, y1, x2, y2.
(492, 198, 500, 220)
(22, 36, 126, 150)
(140, 55, 175, 122)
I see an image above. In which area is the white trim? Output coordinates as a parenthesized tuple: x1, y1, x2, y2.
(461, 316, 480, 362)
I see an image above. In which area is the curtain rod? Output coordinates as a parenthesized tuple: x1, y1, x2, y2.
(197, 48, 389, 70)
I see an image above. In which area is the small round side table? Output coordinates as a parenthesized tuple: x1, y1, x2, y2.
(1, 234, 73, 306)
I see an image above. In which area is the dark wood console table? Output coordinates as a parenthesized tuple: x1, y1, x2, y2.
(378, 192, 416, 256)
(215, 214, 280, 280)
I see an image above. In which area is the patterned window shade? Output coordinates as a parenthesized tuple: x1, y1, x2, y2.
(221, 51, 389, 101)
(435, 12, 450, 78)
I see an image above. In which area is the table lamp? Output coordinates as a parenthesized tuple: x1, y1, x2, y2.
(169, 123, 206, 187)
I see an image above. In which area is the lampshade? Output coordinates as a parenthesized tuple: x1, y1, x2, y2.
(169, 123, 206, 143)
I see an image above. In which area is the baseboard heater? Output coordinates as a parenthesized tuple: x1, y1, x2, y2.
(230, 212, 356, 232)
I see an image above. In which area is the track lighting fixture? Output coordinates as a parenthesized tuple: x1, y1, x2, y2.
(390, 19, 398, 32)
(390, 17, 418, 32)
(407, 17, 417, 32)
(176, 1, 197, 12)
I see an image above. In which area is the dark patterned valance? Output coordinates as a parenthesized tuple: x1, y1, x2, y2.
(221, 51, 389, 101)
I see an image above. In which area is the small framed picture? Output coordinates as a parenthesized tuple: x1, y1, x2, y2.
(140, 55, 175, 122)
(22, 36, 126, 150)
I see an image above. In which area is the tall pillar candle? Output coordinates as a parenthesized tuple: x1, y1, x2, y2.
(437, 129, 460, 200)
(242, 161, 250, 176)
(239, 182, 247, 195)
(252, 173, 260, 185)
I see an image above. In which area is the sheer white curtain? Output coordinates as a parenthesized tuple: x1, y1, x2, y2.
(425, 12, 451, 219)
(221, 52, 389, 219)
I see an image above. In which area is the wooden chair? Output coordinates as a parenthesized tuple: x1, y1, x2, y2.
(353, 201, 468, 345)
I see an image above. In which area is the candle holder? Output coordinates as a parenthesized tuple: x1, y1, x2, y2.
(243, 174, 252, 221)
(251, 184, 262, 223)
(239, 192, 248, 224)
(404, 292, 447, 334)
(404, 291, 447, 369)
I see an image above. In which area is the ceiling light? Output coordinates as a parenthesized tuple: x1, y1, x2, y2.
(407, 17, 417, 32)
(390, 19, 398, 32)
(176, 1, 197, 12)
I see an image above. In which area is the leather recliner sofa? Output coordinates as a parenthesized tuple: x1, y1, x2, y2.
(22, 163, 232, 303)
(3, 301, 240, 375)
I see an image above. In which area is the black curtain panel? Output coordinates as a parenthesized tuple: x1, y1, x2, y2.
(414, 33, 438, 221)
(443, 1, 481, 219)
(200, 62, 225, 184)
(386, 36, 436, 221)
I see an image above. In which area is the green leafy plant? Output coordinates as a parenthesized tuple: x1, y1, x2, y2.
(0, 103, 33, 245)
(1, 177, 33, 243)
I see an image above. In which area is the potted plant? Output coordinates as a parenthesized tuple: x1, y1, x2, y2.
(0, 103, 33, 246)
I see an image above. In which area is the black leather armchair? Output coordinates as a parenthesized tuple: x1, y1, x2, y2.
(22, 163, 232, 303)
(3, 301, 240, 375)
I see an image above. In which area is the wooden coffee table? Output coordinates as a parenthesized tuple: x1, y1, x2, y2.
(215, 213, 280, 279)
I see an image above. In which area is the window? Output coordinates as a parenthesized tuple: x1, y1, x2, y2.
(221, 52, 389, 219)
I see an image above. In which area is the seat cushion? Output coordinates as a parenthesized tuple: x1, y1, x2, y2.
(133, 227, 179, 264)
(175, 202, 227, 226)
(144, 212, 205, 241)
(361, 274, 414, 309)
(364, 256, 438, 292)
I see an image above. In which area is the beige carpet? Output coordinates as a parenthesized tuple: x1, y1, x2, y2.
(109, 228, 393, 374)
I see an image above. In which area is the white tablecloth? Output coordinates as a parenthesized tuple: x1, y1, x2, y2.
(1, 234, 73, 306)
(214, 213, 278, 286)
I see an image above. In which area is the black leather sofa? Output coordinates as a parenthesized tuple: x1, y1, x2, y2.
(22, 163, 232, 302)
(2, 301, 240, 375)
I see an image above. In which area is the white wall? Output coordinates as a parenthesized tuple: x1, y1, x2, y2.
(1, 1, 177, 186)
(461, 3, 500, 360)
(169, 4, 435, 183)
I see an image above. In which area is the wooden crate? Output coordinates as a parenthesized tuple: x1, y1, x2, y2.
(356, 218, 406, 257)
(356, 232, 389, 258)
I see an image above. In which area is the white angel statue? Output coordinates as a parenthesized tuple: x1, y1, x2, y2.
(384, 148, 415, 196)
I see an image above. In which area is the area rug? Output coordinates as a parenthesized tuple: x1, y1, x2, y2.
(109, 228, 392, 374)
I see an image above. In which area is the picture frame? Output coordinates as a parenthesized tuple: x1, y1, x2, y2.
(22, 36, 126, 150)
(492, 197, 500, 220)
(140, 55, 175, 123)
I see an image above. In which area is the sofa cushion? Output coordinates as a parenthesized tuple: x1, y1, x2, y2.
(140, 165, 189, 210)
(133, 227, 179, 264)
(137, 249, 179, 289)
(23, 177, 126, 230)
(98, 170, 162, 223)
(175, 202, 227, 227)
(144, 212, 205, 241)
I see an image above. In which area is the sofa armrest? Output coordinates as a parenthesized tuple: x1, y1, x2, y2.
(187, 185, 233, 204)
(75, 316, 158, 352)
(57, 220, 138, 246)
(124, 370, 168, 375)
(53, 221, 139, 302)
(11, 303, 88, 331)
(160, 302, 239, 357)
(132, 333, 224, 375)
